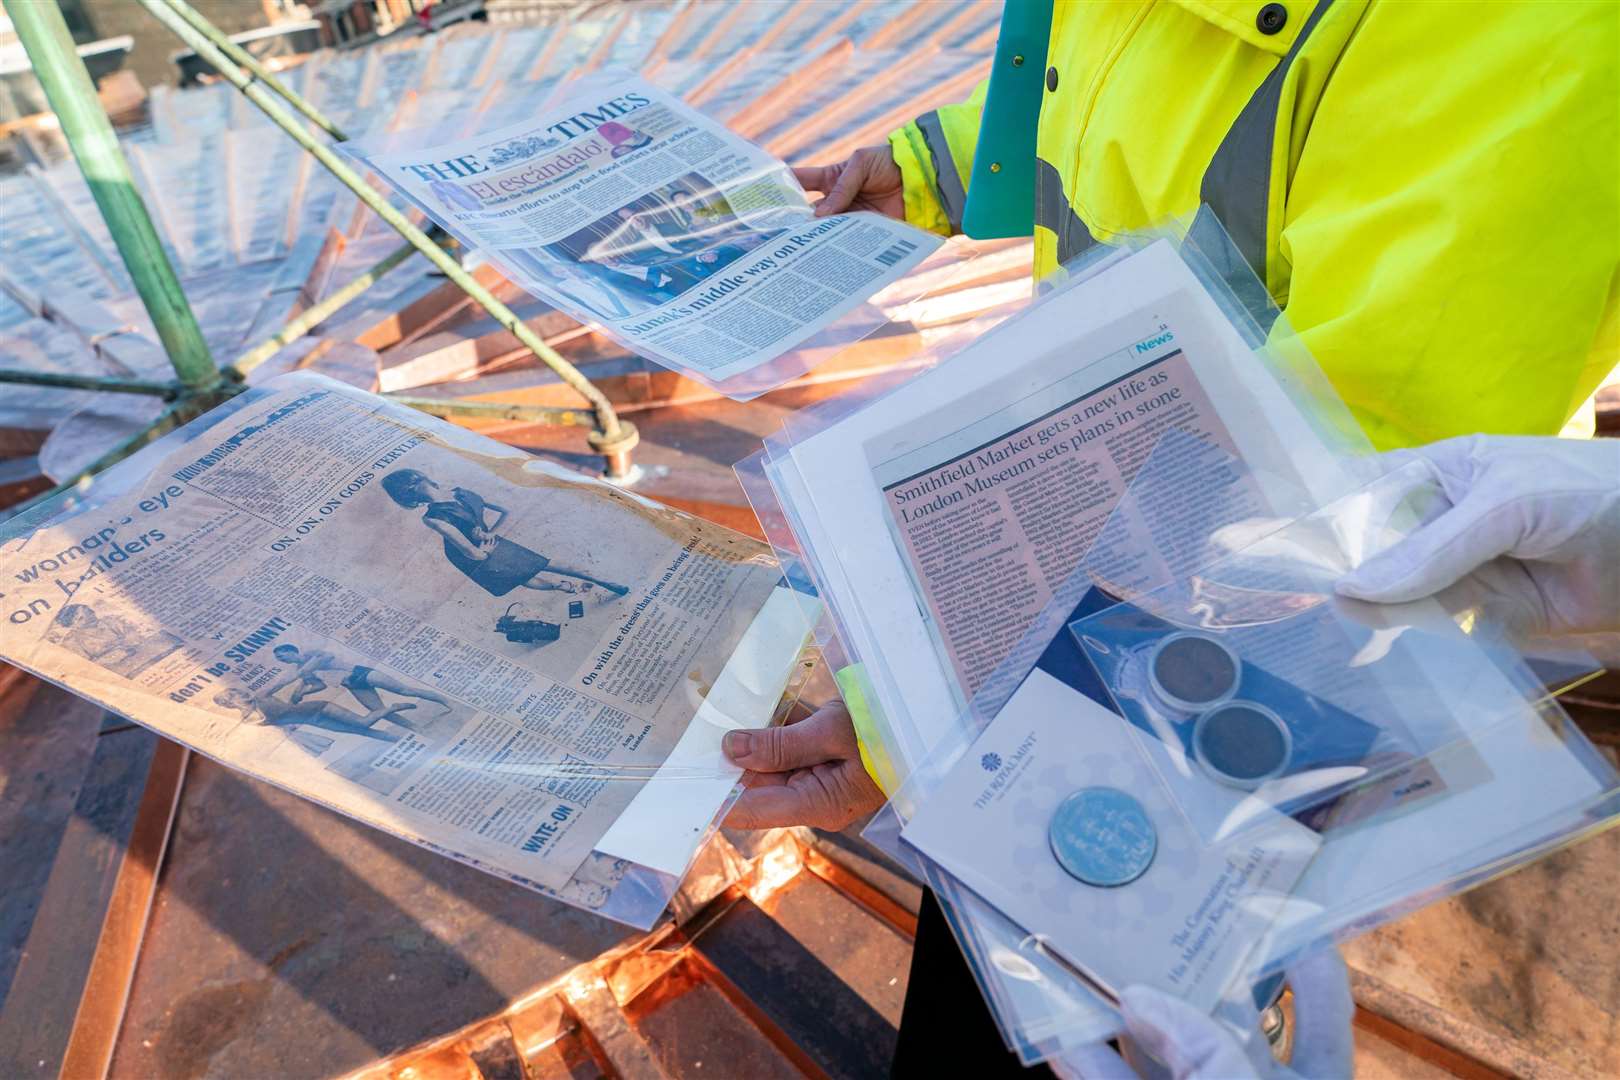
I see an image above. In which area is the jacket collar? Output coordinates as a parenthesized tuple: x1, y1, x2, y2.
(1168, 0, 1309, 55)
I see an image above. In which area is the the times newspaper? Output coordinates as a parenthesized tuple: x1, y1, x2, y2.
(0, 375, 808, 913)
(352, 75, 942, 390)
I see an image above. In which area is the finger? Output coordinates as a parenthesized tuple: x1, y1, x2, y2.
(724, 779, 823, 830)
(1119, 987, 1256, 1079)
(816, 157, 869, 216)
(729, 758, 881, 831)
(1335, 485, 1520, 604)
(1359, 447, 1456, 532)
(723, 703, 852, 773)
(1282, 949, 1354, 1080)
(792, 163, 838, 195)
(1357, 446, 1426, 479)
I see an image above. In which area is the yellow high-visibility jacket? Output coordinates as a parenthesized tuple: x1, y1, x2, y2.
(889, 0, 1619, 452)
(848, 0, 1618, 794)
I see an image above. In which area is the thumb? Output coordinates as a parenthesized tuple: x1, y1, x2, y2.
(1119, 987, 1256, 1080)
(792, 163, 837, 194)
(1283, 949, 1354, 1080)
(1050, 1042, 1141, 1080)
(723, 705, 849, 773)
(1336, 486, 1520, 604)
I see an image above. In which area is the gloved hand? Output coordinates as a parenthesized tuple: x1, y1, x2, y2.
(1054, 949, 1354, 1080)
(1335, 435, 1620, 649)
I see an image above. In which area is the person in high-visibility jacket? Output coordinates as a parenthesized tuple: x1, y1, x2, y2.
(797, 0, 1619, 453)
(725, 0, 1620, 832)
(724, 4, 1619, 1073)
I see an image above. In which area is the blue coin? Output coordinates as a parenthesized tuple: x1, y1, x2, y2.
(1048, 787, 1157, 887)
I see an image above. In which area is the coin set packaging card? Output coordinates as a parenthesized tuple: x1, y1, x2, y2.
(899, 666, 1319, 1011)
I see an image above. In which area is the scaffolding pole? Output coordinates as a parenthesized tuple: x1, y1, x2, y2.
(1, 0, 638, 518)
(140, 0, 639, 473)
(6, 0, 218, 391)
(164, 0, 347, 140)
(0, 369, 179, 397)
(228, 235, 427, 381)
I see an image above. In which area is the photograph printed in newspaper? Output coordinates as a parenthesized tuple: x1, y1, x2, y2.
(351, 75, 943, 392)
(0, 375, 814, 914)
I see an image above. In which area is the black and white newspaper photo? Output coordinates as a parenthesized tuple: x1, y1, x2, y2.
(0, 374, 813, 902)
(349, 75, 942, 393)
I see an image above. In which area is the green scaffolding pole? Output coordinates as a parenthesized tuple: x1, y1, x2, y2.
(164, 0, 346, 140)
(7, 0, 217, 391)
(139, 0, 639, 470)
(226, 232, 432, 381)
(1, 0, 637, 521)
(0, 369, 180, 397)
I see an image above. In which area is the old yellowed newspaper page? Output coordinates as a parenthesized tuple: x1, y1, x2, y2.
(0, 374, 794, 895)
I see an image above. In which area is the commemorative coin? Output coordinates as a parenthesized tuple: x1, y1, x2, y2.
(1048, 786, 1157, 887)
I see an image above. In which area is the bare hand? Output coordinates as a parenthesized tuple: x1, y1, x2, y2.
(793, 145, 905, 220)
(722, 702, 886, 831)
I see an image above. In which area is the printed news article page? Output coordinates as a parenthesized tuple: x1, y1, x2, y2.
(0, 374, 799, 897)
(867, 299, 1257, 698)
(868, 298, 1478, 834)
(354, 75, 941, 386)
(776, 239, 1368, 781)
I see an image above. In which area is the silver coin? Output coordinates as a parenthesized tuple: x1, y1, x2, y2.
(1048, 787, 1157, 887)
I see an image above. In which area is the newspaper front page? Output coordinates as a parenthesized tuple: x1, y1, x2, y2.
(0, 375, 807, 907)
(351, 75, 942, 392)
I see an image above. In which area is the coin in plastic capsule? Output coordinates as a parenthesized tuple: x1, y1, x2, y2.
(1147, 630, 1241, 714)
(1193, 699, 1293, 788)
(1048, 786, 1158, 887)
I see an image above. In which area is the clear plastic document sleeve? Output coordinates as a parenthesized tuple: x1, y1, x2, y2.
(872, 429, 1615, 1057)
(344, 72, 962, 400)
(0, 374, 821, 928)
(742, 213, 1615, 1061)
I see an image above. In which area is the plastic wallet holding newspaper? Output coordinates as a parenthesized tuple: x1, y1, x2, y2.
(344, 72, 971, 400)
(875, 430, 1616, 1062)
(0, 373, 821, 929)
(737, 214, 1616, 1062)
(737, 214, 1369, 1059)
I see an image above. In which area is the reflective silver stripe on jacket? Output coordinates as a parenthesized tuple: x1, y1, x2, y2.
(915, 109, 970, 234)
(1032, 0, 1333, 280)
(1200, 0, 1335, 285)
(1034, 157, 1096, 265)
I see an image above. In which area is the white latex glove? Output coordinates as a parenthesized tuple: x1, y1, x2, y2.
(1055, 950, 1354, 1080)
(1334, 435, 1620, 649)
